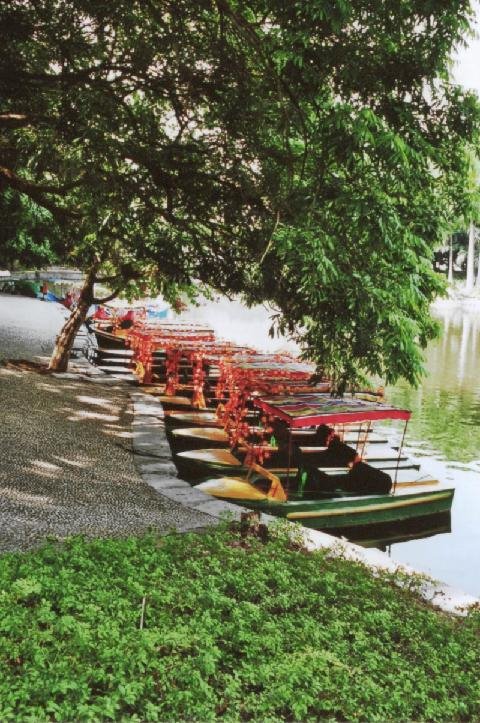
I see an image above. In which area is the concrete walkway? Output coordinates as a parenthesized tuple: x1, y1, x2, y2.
(0, 295, 217, 552)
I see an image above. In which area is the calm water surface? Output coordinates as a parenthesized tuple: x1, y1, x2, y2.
(385, 305, 480, 597)
(180, 299, 480, 597)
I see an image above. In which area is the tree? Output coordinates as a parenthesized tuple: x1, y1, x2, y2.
(459, 153, 480, 293)
(448, 236, 454, 284)
(1, 0, 479, 382)
(0, 190, 60, 269)
(466, 221, 476, 292)
(476, 228, 480, 288)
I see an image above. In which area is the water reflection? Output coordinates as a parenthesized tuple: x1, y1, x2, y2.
(385, 305, 480, 596)
(343, 512, 452, 551)
(388, 306, 480, 464)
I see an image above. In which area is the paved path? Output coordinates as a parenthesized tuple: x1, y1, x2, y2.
(0, 295, 216, 552)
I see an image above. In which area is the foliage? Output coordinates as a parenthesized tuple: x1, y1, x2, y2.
(0, 527, 479, 721)
(1, 1, 480, 382)
(0, 190, 60, 269)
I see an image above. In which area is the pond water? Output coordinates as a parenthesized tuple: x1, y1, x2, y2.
(384, 305, 480, 597)
(179, 298, 480, 597)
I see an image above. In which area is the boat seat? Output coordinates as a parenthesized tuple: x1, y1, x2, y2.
(345, 462, 392, 495)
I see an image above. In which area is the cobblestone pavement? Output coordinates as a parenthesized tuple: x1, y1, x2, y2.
(0, 295, 216, 552)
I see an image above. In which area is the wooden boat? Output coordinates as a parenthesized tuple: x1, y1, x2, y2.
(92, 325, 129, 350)
(172, 427, 389, 456)
(173, 424, 393, 479)
(173, 444, 419, 481)
(158, 395, 228, 413)
(169, 426, 233, 450)
(164, 410, 257, 430)
(193, 393, 455, 531)
(157, 395, 198, 412)
(171, 393, 394, 478)
(196, 472, 454, 531)
(165, 411, 228, 432)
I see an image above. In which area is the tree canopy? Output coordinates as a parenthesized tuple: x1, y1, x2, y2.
(1, 0, 479, 381)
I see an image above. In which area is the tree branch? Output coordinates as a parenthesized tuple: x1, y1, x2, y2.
(92, 287, 124, 304)
(214, 0, 309, 142)
(0, 64, 134, 87)
(0, 166, 84, 194)
(0, 166, 83, 220)
(94, 273, 122, 283)
(0, 113, 33, 128)
(0, 112, 58, 129)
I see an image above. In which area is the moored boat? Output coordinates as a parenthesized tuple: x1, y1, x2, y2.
(171, 427, 390, 459)
(196, 472, 454, 531)
(92, 325, 129, 350)
(173, 444, 419, 482)
(193, 393, 455, 532)
(164, 409, 258, 431)
(173, 426, 394, 479)
(158, 395, 229, 412)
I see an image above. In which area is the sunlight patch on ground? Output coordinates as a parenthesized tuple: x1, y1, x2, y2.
(66, 410, 119, 422)
(35, 382, 62, 393)
(0, 367, 23, 378)
(25, 460, 62, 478)
(103, 429, 133, 439)
(76, 395, 119, 412)
(32, 460, 62, 472)
(53, 456, 90, 468)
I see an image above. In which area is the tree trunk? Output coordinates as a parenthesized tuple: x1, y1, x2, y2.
(476, 233, 480, 288)
(465, 222, 475, 294)
(447, 235, 453, 284)
(48, 264, 97, 371)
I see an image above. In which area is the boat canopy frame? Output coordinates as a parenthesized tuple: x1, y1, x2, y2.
(253, 393, 411, 490)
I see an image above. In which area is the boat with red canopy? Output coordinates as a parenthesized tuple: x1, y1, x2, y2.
(174, 390, 399, 480)
(254, 392, 411, 427)
(126, 322, 216, 385)
(172, 358, 328, 477)
(194, 392, 454, 531)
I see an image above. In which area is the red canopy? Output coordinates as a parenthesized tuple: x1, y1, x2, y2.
(254, 393, 410, 428)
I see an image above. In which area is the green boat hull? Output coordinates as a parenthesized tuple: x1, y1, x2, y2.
(256, 489, 454, 529)
(196, 481, 455, 531)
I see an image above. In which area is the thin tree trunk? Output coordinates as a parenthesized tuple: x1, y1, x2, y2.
(447, 235, 453, 284)
(465, 222, 475, 294)
(48, 264, 97, 371)
(476, 232, 480, 288)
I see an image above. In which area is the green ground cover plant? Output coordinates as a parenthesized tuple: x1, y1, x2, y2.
(0, 525, 478, 721)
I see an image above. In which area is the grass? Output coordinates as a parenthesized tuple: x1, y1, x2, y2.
(0, 524, 479, 721)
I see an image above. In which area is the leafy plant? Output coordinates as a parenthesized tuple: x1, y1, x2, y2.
(0, 527, 478, 721)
